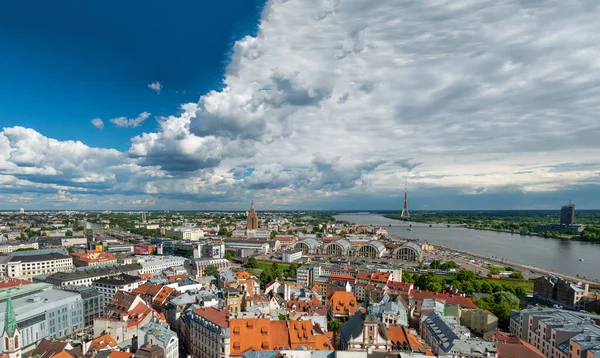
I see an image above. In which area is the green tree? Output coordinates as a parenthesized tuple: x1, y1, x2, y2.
(456, 270, 476, 282)
(430, 259, 442, 270)
(509, 271, 524, 280)
(286, 263, 298, 278)
(224, 252, 234, 260)
(204, 265, 218, 277)
(270, 230, 278, 239)
(514, 286, 527, 297)
(65, 230, 73, 237)
(328, 320, 343, 350)
(246, 256, 258, 268)
(474, 291, 520, 329)
(441, 261, 457, 270)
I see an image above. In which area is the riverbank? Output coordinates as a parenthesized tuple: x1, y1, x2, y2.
(382, 214, 581, 241)
(432, 243, 600, 288)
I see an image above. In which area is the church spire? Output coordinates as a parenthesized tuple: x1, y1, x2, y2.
(4, 289, 17, 338)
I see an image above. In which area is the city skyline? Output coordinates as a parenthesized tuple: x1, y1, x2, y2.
(2, 0, 600, 210)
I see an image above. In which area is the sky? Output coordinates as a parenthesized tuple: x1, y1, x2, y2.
(1, 0, 600, 211)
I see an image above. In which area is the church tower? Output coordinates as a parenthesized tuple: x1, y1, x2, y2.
(246, 201, 259, 230)
(2, 290, 21, 358)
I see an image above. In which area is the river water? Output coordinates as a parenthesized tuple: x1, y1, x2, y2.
(334, 213, 600, 282)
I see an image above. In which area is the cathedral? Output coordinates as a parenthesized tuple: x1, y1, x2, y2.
(1, 290, 21, 358)
(246, 201, 259, 230)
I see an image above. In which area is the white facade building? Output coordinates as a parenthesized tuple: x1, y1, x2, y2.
(138, 256, 187, 275)
(138, 321, 179, 358)
(166, 228, 204, 241)
(282, 249, 303, 263)
(92, 275, 144, 302)
(3, 253, 73, 280)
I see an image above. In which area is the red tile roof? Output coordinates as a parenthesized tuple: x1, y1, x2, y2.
(0, 278, 31, 289)
(330, 274, 356, 282)
(193, 307, 230, 328)
(328, 291, 359, 316)
(89, 333, 118, 351)
(387, 281, 414, 293)
(496, 337, 545, 358)
(410, 290, 477, 308)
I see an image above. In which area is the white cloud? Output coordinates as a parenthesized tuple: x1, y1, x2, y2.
(148, 81, 162, 94)
(91, 118, 104, 129)
(2, 0, 600, 209)
(110, 112, 151, 128)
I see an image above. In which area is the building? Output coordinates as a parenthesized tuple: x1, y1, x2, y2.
(0, 288, 84, 354)
(392, 242, 423, 262)
(296, 265, 320, 287)
(1, 291, 20, 358)
(60, 285, 103, 327)
(458, 308, 499, 335)
(294, 239, 320, 255)
(561, 204, 575, 226)
(323, 239, 353, 256)
(138, 321, 178, 358)
(223, 240, 272, 255)
(355, 241, 386, 258)
(0, 241, 39, 254)
(246, 201, 259, 230)
(282, 249, 303, 263)
(420, 310, 496, 357)
(3, 253, 73, 280)
(37, 236, 87, 248)
(94, 291, 155, 343)
(138, 256, 187, 275)
(339, 300, 392, 351)
(180, 307, 230, 358)
(193, 258, 231, 278)
(533, 275, 589, 311)
(328, 291, 359, 319)
(44, 263, 142, 287)
(135, 344, 165, 358)
(229, 318, 332, 356)
(494, 336, 545, 358)
(510, 307, 600, 358)
(92, 274, 144, 302)
(165, 228, 204, 241)
(408, 290, 477, 319)
(71, 251, 118, 267)
(371, 294, 409, 327)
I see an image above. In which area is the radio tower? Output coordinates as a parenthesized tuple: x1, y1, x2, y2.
(401, 175, 410, 218)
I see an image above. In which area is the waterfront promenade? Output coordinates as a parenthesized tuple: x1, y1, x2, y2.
(433, 243, 600, 289)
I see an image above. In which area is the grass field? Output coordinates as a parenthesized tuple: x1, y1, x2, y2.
(254, 261, 292, 271)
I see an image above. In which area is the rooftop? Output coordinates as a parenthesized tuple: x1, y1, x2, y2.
(140, 321, 178, 347)
(45, 263, 142, 281)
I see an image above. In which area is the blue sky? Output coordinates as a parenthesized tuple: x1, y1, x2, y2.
(0, 0, 599, 210)
(0, 0, 264, 150)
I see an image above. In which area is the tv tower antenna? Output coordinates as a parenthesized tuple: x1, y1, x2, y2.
(401, 174, 410, 218)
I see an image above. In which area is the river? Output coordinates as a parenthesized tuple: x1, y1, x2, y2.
(334, 213, 600, 282)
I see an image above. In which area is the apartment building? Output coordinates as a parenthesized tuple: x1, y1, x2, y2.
(534, 275, 590, 311)
(138, 256, 187, 275)
(44, 263, 142, 287)
(3, 253, 73, 280)
(180, 307, 230, 358)
(92, 274, 144, 302)
(510, 307, 600, 358)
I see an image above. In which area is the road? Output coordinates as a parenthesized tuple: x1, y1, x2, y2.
(433, 244, 600, 289)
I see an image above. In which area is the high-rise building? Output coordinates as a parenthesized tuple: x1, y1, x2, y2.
(246, 201, 259, 230)
(560, 204, 575, 225)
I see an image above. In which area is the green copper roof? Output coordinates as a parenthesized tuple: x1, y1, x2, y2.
(4, 289, 17, 337)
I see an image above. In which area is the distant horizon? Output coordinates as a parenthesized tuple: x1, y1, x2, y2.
(3, 208, 600, 213)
